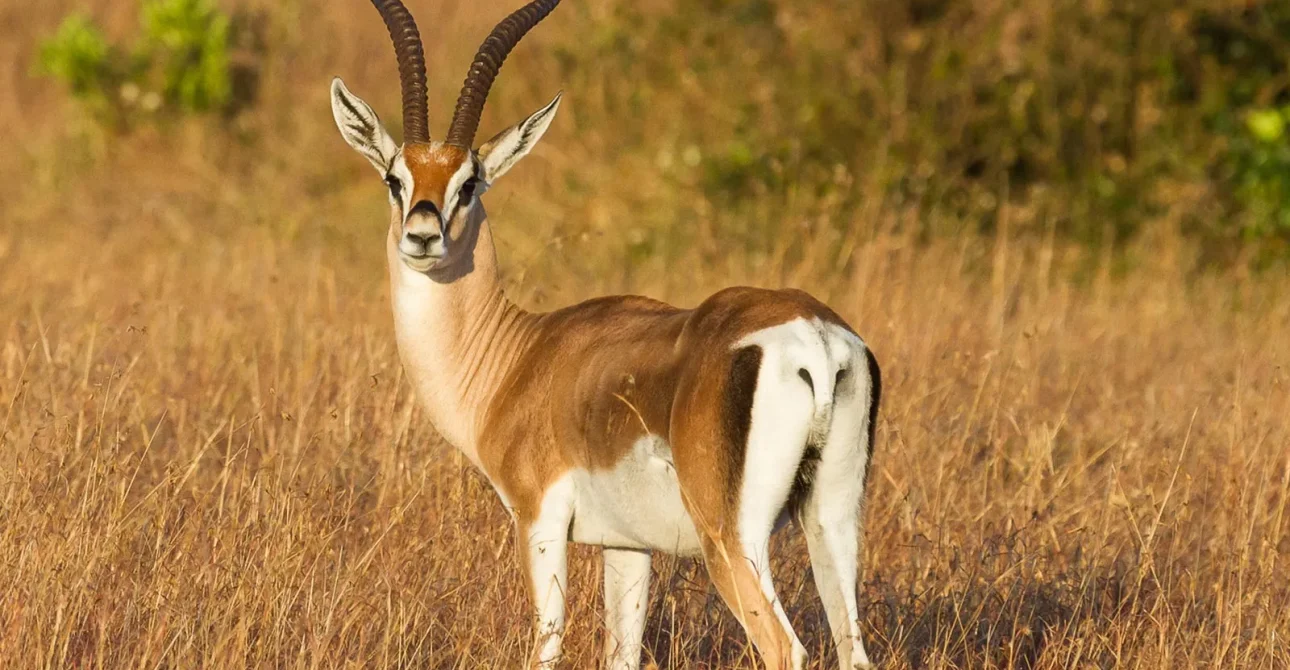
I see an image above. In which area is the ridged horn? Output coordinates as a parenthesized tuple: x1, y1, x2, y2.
(370, 0, 430, 143)
(445, 0, 562, 148)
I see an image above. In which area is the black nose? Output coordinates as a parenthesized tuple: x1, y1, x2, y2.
(404, 231, 442, 248)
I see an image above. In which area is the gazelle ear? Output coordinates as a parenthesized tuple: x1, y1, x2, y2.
(331, 77, 400, 173)
(477, 92, 561, 184)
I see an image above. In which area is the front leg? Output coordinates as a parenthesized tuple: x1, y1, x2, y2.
(603, 547, 651, 670)
(519, 479, 576, 669)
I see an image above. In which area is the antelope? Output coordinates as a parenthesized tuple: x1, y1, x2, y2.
(330, 1, 881, 668)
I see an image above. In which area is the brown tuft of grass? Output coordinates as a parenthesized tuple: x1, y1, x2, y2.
(2, 1, 1289, 668)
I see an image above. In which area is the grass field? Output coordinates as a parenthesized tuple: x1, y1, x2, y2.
(2, 1, 1290, 668)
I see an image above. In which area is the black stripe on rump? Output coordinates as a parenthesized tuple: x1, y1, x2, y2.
(863, 345, 882, 482)
(722, 345, 762, 511)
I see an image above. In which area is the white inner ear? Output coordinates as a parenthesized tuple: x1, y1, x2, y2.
(479, 92, 562, 183)
(331, 77, 400, 173)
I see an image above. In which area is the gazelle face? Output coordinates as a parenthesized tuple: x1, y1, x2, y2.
(384, 142, 483, 272)
(329, 78, 561, 275)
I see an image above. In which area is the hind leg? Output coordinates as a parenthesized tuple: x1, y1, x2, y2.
(798, 501, 872, 669)
(697, 530, 805, 670)
(796, 369, 874, 669)
(676, 351, 815, 669)
(676, 437, 810, 670)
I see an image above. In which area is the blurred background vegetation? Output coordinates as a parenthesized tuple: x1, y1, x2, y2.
(8, 0, 1290, 279)
(37, 0, 260, 128)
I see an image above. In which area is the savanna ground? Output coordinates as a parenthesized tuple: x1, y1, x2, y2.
(2, 0, 1289, 668)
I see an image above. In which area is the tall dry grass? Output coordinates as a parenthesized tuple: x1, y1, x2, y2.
(2, 0, 1290, 668)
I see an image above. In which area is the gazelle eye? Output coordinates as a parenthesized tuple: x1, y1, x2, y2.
(385, 175, 403, 202)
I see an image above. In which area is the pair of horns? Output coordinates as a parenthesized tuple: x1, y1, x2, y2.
(370, 0, 561, 147)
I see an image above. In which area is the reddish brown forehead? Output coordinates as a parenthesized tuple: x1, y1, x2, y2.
(402, 143, 471, 210)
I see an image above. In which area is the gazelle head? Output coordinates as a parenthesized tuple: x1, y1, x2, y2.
(331, 0, 562, 274)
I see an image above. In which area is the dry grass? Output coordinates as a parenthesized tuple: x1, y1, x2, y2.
(3, 1, 1290, 668)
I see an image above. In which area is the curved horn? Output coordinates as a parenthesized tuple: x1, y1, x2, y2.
(370, 0, 430, 143)
(445, 0, 562, 148)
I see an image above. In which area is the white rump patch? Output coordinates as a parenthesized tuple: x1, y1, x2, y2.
(729, 317, 871, 663)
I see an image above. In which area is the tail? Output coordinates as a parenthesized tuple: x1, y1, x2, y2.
(781, 334, 845, 520)
(786, 335, 881, 518)
(793, 355, 838, 446)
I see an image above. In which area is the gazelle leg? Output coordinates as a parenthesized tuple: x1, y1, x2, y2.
(682, 464, 808, 670)
(519, 480, 575, 669)
(707, 343, 816, 669)
(798, 502, 872, 669)
(672, 342, 815, 669)
(698, 531, 806, 670)
(797, 364, 875, 669)
(602, 547, 651, 670)
(701, 432, 810, 669)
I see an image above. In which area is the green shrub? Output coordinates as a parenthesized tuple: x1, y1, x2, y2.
(555, 0, 1290, 263)
(37, 0, 256, 130)
(1184, 3, 1290, 255)
(1229, 107, 1290, 240)
(37, 15, 130, 120)
(140, 0, 233, 112)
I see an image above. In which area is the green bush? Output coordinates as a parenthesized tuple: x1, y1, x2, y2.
(38, 0, 256, 129)
(37, 15, 128, 119)
(140, 0, 233, 112)
(1186, 4, 1290, 255)
(555, 0, 1290, 262)
(1228, 107, 1290, 242)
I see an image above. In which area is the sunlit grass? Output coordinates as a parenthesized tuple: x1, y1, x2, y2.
(3, 221, 1287, 667)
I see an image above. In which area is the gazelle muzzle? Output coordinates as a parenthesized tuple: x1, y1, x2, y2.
(399, 206, 446, 267)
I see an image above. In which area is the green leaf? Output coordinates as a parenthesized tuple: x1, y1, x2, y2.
(1245, 108, 1285, 143)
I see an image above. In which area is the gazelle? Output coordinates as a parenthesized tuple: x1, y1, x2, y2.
(330, 1, 881, 668)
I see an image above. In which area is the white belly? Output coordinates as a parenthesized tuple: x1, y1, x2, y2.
(568, 435, 703, 556)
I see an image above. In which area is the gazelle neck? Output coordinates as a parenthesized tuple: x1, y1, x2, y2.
(386, 205, 535, 467)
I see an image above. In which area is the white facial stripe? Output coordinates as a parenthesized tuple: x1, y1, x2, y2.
(389, 154, 415, 223)
(441, 158, 477, 223)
